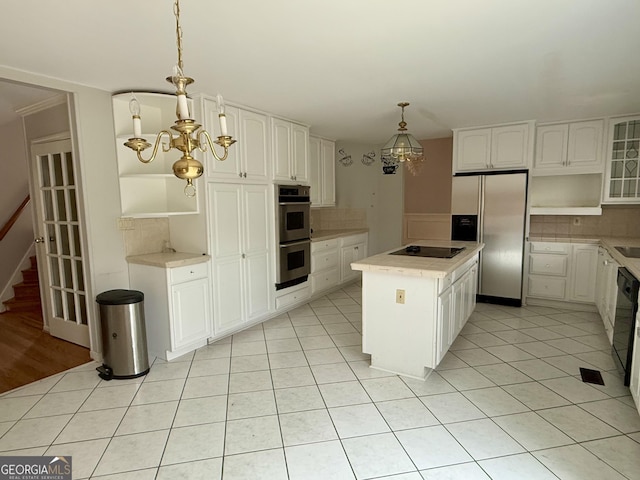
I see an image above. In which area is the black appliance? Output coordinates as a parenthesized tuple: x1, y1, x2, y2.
(390, 246, 465, 259)
(612, 267, 639, 386)
(451, 215, 478, 242)
(275, 185, 311, 290)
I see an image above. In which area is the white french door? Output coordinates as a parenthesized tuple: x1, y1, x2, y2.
(31, 138, 90, 347)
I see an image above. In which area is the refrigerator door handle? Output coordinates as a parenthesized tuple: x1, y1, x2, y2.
(478, 176, 485, 243)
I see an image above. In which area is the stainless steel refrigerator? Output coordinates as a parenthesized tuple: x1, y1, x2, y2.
(451, 171, 528, 306)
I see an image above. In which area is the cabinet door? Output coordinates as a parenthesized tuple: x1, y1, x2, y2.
(535, 124, 568, 170)
(455, 129, 491, 172)
(292, 123, 309, 183)
(340, 246, 357, 283)
(321, 139, 336, 206)
(630, 318, 640, 409)
(272, 118, 292, 181)
(568, 244, 598, 303)
(453, 277, 465, 337)
(171, 278, 211, 349)
(309, 136, 322, 205)
(208, 183, 245, 333)
(242, 184, 271, 321)
(491, 124, 529, 169)
(203, 98, 241, 179)
(604, 116, 640, 202)
(567, 120, 603, 168)
(240, 110, 269, 180)
(436, 288, 453, 364)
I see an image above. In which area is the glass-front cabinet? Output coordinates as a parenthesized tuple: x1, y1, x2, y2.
(604, 115, 640, 202)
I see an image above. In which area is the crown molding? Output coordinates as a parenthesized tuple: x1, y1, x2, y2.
(16, 93, 67, 117)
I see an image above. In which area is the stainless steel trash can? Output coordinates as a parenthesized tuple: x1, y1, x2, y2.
(96, 289, 150, 380)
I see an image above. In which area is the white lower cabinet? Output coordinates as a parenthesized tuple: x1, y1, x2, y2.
(436, 259, 478, 364)
(129, 261, 211, 361)
(208, 182, 272, 337)
(630, 312, 640, 413)
(596, 246, 619, 343)
(311, 238, 340, 295)
(340, 233, 368, 283)
(527, 242, 598, 304)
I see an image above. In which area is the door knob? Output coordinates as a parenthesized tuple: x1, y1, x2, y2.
(34, 237, 45, 243)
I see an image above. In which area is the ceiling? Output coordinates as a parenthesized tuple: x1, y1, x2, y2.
(1, 0, 639, 144)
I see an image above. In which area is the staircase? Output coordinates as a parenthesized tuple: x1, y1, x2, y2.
(3, 256, 42, 314)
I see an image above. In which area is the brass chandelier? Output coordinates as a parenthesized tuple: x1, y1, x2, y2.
(381, 102, 424, 175)
(124, 0, 235, 197)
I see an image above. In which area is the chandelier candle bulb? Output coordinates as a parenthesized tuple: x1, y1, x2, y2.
(129, 97, 142, 138)
(216, 94, 228, 135)
(177, 93, 190, 119)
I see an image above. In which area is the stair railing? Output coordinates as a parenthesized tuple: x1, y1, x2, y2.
(0, 195, 30, 242)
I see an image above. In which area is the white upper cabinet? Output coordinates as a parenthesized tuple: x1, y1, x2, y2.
(603, 115, 640, 203)
(201, 96, 269, 182)
(454, 122, 533, 173)
(271, 118, 310, 183)
(309, 136, 336, 207)
(533, 119, 604, 176)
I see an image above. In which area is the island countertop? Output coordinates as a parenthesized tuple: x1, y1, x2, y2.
(351, 240, 484, 278)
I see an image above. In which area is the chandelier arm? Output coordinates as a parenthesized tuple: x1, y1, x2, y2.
(136, 130, 174, 164)
(198, 130, 230, 161)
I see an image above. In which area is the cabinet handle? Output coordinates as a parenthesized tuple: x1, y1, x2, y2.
(242, 253, 246, 259)
(545, 264, 550, 268)
(243, 172, 247, 178)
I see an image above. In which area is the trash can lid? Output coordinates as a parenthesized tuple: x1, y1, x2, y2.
(96, 289, 144, 305)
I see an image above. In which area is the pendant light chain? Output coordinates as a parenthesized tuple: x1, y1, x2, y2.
(174, 0, 184, 75)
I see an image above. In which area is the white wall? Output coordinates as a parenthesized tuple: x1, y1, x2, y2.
(0, 66, 127, 358)
(334, 141, 403, 254)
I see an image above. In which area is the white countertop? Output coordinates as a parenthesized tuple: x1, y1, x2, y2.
(126, 252, 210, 268)
(530, 235, 640, 280)
(351, 241, 484, 278)
(311, 228, 369, 241)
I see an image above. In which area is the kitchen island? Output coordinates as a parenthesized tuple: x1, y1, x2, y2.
(351, 241, 483, 380)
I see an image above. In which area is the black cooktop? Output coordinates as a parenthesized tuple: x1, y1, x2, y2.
(390, 245, 465, 258)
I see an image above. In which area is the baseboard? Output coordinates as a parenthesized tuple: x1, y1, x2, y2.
(525, 297, 598, 313)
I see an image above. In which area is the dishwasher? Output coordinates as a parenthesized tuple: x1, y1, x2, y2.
(612, 267, 639, 386)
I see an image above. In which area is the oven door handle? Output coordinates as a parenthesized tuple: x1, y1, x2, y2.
(278, 201, 312, 206)
(280, 240, 310, 248)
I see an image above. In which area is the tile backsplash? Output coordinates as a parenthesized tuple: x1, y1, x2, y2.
(530, 205, 640, 237)
(122, 218, 170, 256)
(310, 207, 367, 231)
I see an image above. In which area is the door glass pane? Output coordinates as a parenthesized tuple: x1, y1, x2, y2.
(79, 294, 88, 325)
(49, 257, 60, 286)
(629, 121, 640, 139)
(623, 179, 637, 197)
(52, 289, 63, 317)
(66, 292, 76, 323)
(75, 260, 84, 291)
(614, 123, 627, 141)
(611, 160, 624, 178)
(69, 189, 78, 221)
(72, 225, 81, 257)
(64, 152, 75, 186)
(43, 190, 54, 221)
(47, 224, 57, 255)
(52, 153, 64, 186)
(56, 190, 67, 221)
(626, 140, 639, 159)
(60, 224, 71, 255)
(40, 155, 51, 187)
(610, 180, 622, 197)
(63, 258, 74, 289)
(613, 141, 625, 159)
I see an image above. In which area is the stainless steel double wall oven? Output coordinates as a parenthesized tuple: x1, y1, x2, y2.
(275, 185, 311, 290)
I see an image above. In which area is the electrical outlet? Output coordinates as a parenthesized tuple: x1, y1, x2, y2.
(117, 217, 135, 230)
(396, 289, 405, 304)
(573, 217, 581, 226)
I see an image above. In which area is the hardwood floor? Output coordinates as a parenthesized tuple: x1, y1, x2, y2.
(0, 308, 91, 394)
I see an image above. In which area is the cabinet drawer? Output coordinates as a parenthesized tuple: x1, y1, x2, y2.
(275, 284, 311, 310)
(530, 242, 570, 254)
(528, 275, 566, 299)
(311, 238, 338, 253)
(341, 233, 368, 247)
(529, 254, 568, 276)
(311, 250, 339, 273)
(311, 268, 339, 294)
(170, 262, 209, 284)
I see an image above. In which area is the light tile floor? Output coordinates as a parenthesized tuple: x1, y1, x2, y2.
(2, 283, 640, 479)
